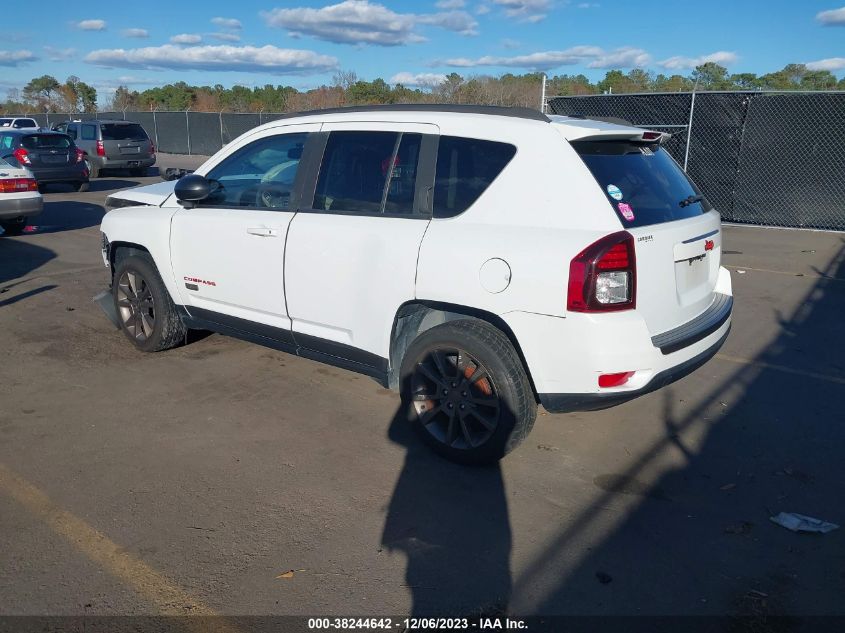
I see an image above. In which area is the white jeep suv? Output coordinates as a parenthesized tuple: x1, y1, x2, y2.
(98, 105, 732, 464)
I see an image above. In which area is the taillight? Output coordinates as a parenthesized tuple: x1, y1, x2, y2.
(567, 231, 636, 312)
(13, 147, 30, 165)
(150, 143, 156, 155)
(96, 140, 105, 156)
(75, 148, 84, 163)
(598, 371, 635, 388)
(0, 178, 38, 193)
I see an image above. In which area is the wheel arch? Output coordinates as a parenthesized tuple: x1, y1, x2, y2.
(108, 242, 151, 281)
(388, 299, 538, 399)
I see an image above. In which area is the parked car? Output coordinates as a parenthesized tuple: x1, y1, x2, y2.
(0, 117, 40, 131)
(53, 119, 155, 178)
(97, 105, 732, 465)
(0, 155, 42, 234)
(0, 130, 89, 192)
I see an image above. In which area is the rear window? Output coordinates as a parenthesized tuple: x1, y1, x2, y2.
(572, 140, 710, 228)
(22, 135, 72, 149)
(101, 123, 148, 141)
(433, 136, 516, 218)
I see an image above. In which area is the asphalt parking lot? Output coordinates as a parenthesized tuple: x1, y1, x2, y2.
(1, 162, 844, 626)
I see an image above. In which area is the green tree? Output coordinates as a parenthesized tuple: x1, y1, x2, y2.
(22, 75, 61, 111)
(690, 63, 731, 90)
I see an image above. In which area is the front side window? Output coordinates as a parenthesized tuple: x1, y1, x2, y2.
(432, 136, 516, 219)
(204, 132, 308, 209)
(81, 125, 97, 141)
(313, 131, 422, 215)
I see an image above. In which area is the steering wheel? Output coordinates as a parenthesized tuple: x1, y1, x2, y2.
(238, 183, 292, 209)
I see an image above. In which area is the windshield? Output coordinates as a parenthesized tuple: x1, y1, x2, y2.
(572, 140, 711, 228)
(101, 123, 148, 141)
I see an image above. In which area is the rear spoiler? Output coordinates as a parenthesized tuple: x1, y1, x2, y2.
(575, 129, 669, 143)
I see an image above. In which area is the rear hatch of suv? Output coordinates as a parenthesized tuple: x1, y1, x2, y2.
(100, 123, 152, 159)
(571, 135, 723, 337)
(19, 134, 75, 171)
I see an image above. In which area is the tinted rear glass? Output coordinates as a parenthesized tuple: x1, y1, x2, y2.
(572, 140, 710, 228)
(22, 135, 72, 149)
(101, 123, 148, 141)
(0, 119, 11, 127)
(433, 136, 516, 218)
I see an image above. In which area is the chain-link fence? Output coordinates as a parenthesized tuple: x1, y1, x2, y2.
(547, 91, 845, 231)
(13, 96, 845, 230)
(14, 110, 299, 157)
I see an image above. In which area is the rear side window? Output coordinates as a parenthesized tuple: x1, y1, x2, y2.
(101, 123, 148, 141)
(314, 131, 422, 215)
(22, 135, 72, 149)
(433, 136, 516, 219)
(14, 119, 37, 128)
(0, 119, 11, 127)
(0, 135, 13, 149)
(572, 141, 710, 228)
(81, 125, 97, 141)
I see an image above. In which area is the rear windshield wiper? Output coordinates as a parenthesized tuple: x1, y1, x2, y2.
(679, 194, 704, 208)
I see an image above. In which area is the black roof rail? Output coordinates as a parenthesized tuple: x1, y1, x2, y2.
(266, 104, 551, 122)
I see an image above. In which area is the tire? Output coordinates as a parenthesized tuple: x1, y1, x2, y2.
(74, 181, 89, 192)
(112, 253, 186, 353)
(85, 158, 99, 179)
(0, 220, 26, 235)
(399, 319, 536, 465)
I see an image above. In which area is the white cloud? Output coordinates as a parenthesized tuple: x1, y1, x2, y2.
(587, 46, 650, 69)
(84, 44, 339, 75)
(805, 56, 845, 71)
(436, 0, 465, 7)
(390, 71, 447, 86)
(500, 37, 520, 49)
(211, 17, 243, 30)
(170, 33, 203, 45)
(77, 19, 106, 31)
(122, 28, 149, 38)
(476, 4, 491, 14)
(418, 11, 478, 35)
(0, 49, 37, 66)
(43, 46, 76, 61)
(816, 6, 845, 25)
(210, 32, 241, 42)
(443, 45, 650, 70)
(262, 0, 478, 46)
(658, 50, 737, 70)
(492, 0, 550, 22)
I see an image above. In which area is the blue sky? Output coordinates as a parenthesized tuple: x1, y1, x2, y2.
(2, 0, 844, 103)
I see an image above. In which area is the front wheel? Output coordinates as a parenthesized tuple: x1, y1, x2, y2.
(400, 319, 536, 465)
(112, 253, 186, 352)
(85, 158, 100, 179)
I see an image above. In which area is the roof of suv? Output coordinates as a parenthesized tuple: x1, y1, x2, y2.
(267, 104, 551, 122)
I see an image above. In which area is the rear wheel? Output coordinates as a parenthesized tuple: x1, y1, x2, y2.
(112, 253, 186, 352)
(400, 319, 536, 465)
(85, 158, 100, 179)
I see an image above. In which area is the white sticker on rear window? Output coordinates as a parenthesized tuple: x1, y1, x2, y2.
(606, 184, 623, 200)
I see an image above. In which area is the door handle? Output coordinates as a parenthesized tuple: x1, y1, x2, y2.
(246, 227, 279, 237)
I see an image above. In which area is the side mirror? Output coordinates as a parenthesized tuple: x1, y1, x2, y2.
(174, 174, 211, 207)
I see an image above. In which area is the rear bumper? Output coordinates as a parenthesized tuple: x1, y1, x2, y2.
(31, 164, 88, 183)
(503, 265, 733, 413)
(95, 156, 156, 170)
(539, 326, 729, 413)
(0, 195, 43, 220)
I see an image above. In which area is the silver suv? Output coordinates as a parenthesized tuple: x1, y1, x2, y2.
(54, 119, 155, 178)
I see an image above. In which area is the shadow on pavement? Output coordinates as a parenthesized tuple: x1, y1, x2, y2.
(514, 242, 845, 626)
(40, 179, 141, 194)
(382, 405, 512, 617)
(0, 239, 56, 285)
(23, 200, 106, 235)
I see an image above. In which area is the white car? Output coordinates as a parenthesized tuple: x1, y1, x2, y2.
(0, 117, 40, 131)
(0, 156, 42, 234)
(98, 105, 732, 464)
